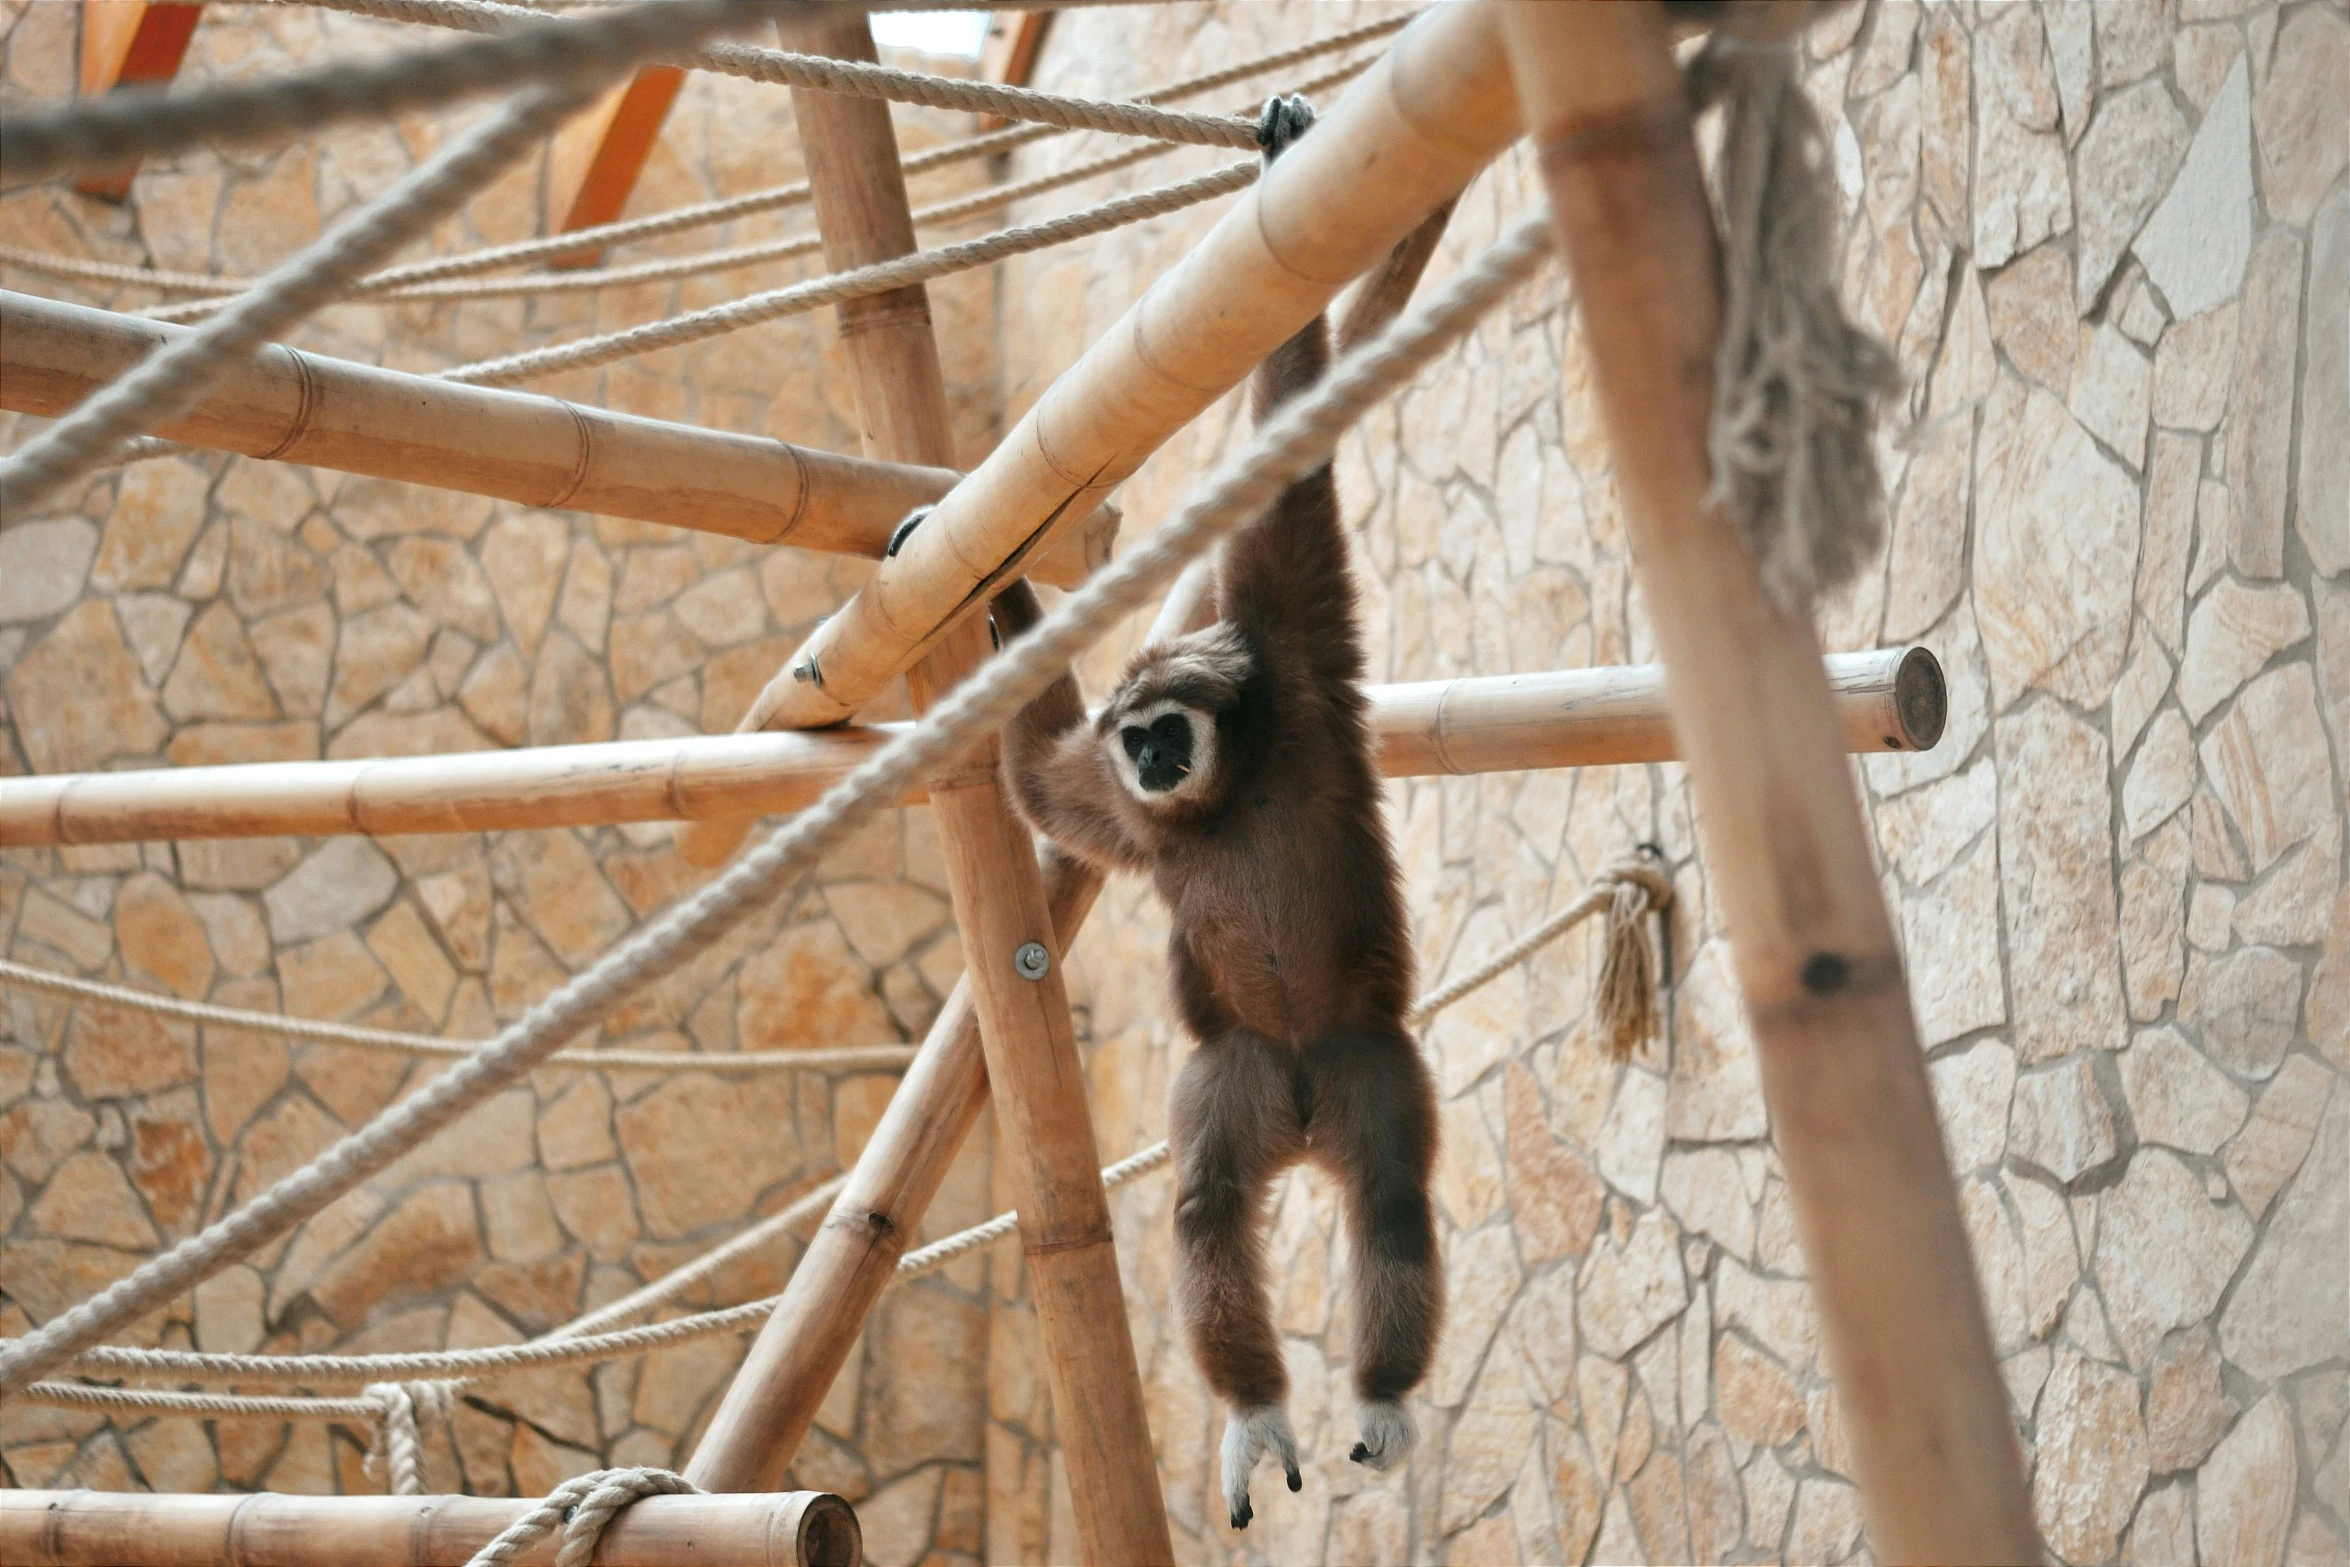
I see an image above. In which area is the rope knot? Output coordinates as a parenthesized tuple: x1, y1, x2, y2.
(365, 1379, 454, 1495)
(1595, 848, 1672, 1062)
(466, 1466, 701, 1567)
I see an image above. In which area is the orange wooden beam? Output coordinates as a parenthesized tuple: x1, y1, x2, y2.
(543, 65, 686, 269)
(975, 10, 1052, 129)
(74, 1, 204, 200)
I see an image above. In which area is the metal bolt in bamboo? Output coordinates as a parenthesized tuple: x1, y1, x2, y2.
(0, 1488, 861, 1567)
(676, 0, 1522, 867)
(0, 290, 1111, 587)
(0, 648, 1946, 847)
(1498, 5, 2038, 1562)
(685, 19, 1174, 1564)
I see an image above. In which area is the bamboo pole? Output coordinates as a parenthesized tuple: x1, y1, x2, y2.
(677, 0, 1521, 866)
(0, 290, 1111, 588)
(1498, 7, 2038, 1563)
(0, 1489, 861, 1567)
(0, 650, 1943, 847)
(0, 649, 1941, 847)
(687, 21, 1174, 1564)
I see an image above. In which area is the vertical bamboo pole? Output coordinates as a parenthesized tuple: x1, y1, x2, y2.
(688, 19, 1174, 1563)
(1497, 7, 2037, 1565)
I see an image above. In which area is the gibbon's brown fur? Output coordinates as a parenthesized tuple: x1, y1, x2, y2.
(990, 252, 1440, 1524)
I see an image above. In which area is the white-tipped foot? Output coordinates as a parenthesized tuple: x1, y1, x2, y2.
(1348, 1400, 1417, 1472)
(1220, 1405, 1300, 1530)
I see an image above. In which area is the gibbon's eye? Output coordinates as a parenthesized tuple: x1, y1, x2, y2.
(1149, 713, 1191, 750)
(1122, 727, 1149, 760)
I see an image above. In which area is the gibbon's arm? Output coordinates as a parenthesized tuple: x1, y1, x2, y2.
(1215, 317, 1362, 677)
(991, 582, 1149, 869)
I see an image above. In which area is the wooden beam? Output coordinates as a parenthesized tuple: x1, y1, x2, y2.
(544, 66, 688, 270)
(686, 21, 1175, 1565)
(678, 0, 1521, 866)
(74, 1, 203, 200)
(1499, 6, 2038, 1563)
(0, 1488, 862, 1567)
(975, 10, 1053, 129)
(0, 290, 1111, 587)
(0, 650, 1947, 848)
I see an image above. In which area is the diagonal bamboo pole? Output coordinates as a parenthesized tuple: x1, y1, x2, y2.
(685, 19, 1173, 1561)
(0, 289, 1110, 587)
(1497, 6, 2038, 1563)
(676, 0, 1522, 867)
(0, 649, 1947, 847)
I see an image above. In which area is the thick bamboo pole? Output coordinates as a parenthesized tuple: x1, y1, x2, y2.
(0, 649, 1945, 847)
(677, 0, 1521, 866)
(0, 290, 1110, 588)
(1498, 7, 2037, 1564)
(688, 21, 1173, 1563)
(0, 1488, 861, 1567)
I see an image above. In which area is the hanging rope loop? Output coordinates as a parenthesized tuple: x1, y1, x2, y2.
(463, 1467, 700, 1567)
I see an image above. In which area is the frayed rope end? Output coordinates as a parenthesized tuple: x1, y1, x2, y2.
(1595, 850, 1674, 1062)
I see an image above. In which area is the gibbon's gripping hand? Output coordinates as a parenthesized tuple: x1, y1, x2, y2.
(1257, 92, 1315, 165)
(1349, 1399, 1418, 1472)
(1220, 1405, 1302, 1530)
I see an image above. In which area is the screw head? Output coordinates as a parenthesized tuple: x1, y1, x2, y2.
(1013, 942, 1051, 981)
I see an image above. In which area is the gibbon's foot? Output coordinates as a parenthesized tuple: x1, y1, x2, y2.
(885, 504, 932, 558)
(1220, 1405, 1301, 1530)
(1256, 93, 1316, 164)
(1348, 1400, 1417, 1472)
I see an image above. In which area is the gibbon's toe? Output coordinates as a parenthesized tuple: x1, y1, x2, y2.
(1221, 1405, 1299, 1531)
(885, 504, 932, 558)
(1349, 1400, 1417, 1472)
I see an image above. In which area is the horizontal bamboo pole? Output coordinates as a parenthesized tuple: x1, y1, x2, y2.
(0, 1489, 861, 1567)
(715, 0, 1524, 742)
(0, 649, 1942, 847)
(0, 290, 1110, 588)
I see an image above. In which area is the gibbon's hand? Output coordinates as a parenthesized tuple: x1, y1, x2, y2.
(1220, 1405, 1302, 1529)
(1350, 1399, 1418, 1471)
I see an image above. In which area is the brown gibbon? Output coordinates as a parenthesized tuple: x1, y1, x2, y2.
(984, 95, 1440, 1533)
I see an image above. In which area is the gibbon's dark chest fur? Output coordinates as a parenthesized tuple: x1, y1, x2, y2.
(1152, 622, 1413, 1050)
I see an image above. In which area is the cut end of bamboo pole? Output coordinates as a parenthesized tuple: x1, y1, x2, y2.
(1890, 644, 1947, 752)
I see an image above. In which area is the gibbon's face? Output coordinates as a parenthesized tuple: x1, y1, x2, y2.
(1105, 698, 1219, 809)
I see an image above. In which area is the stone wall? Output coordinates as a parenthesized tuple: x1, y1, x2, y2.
(2, 2, 2345, 1565)
(0, 8, 1009, 1561)
(994, 1, 2349, 1564)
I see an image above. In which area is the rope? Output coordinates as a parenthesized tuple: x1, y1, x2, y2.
(14, 1381, 384, 1419)
(0, 0, 771, 186)
(363, 1380, 451, 1494)
(41, 837, 1662, 1398)
(145, 134, 1192, 320)
(0, 15, 1408, 300)
(308, 0, 1265, 150)
(3, 208, 1554, 1402)
(463, 1467, 698, 1567)
(0, 960, 916, 1074)
(0, 0, 751, 518)
(439, 158, 1259, 387)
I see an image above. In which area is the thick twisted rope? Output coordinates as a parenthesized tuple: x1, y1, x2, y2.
(0, 959, 915, 1074)
(439, 158, 1258, 386)
(13, 1380, 385, 1419)
(463, 1467, 699, 1567)
(2, 208, 1553, 1401)
(0, 16, 1408, 301)
(0, 0, 759, 517)
(40, 830, 1659, 1399)
(0, 0, 774, 185)
(308, 0, 1263, 150)
(363, 1380, 451, 1494)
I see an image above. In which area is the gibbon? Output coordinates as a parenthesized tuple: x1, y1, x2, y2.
(987, 95, 1441, 1534)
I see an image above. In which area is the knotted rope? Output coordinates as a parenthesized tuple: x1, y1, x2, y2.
(363, 1380, 452, 1495)
(463, 1467, 699, 1567)
(1689, 34, 1901, 612)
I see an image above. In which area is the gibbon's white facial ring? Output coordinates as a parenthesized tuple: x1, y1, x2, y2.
(1110, 699, 1217, 804)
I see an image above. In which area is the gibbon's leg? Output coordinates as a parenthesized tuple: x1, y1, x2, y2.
(1301, 1029, 1441, 1471)
(1168, 1029, 1307, 1528)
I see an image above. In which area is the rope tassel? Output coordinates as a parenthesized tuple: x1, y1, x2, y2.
(1595, 851, 1673, 1061)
